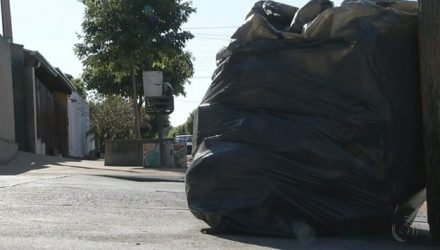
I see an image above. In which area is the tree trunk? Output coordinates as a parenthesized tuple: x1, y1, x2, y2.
(419, 0, 440, 241)
(130, 59, 141, 139)
(138, 95, 144, 117)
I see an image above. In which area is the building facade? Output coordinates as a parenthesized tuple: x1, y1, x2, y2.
(68, 90, 95, 158)
(0, 35, 17, 165)
(1, 40, 94, 159)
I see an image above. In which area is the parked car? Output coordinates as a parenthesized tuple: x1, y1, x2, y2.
(175, 135, 193, 155)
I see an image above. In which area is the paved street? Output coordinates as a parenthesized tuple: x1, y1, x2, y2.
(0, 152, 436, 249)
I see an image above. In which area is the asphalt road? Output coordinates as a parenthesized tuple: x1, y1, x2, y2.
(0, 153, 436, 249)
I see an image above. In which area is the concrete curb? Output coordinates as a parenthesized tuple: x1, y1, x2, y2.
(98, 175, 185, 183)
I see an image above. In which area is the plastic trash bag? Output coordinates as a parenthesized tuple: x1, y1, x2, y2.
(247, 1, 299, 31)
(290, 0, 334, 33)
(186, 0, 425, 237)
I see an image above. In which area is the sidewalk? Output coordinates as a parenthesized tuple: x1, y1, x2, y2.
(3, 151, 185, 182)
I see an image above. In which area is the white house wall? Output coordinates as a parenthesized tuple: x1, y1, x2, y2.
(68, 91, 94, 158)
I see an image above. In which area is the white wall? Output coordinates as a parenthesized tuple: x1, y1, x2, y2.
(68, 91, 95, 158)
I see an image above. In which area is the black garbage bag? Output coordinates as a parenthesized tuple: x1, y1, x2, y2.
(186, 0, 425, 237)
(247, 1, 299, 31)
(290, 0, 334, 33)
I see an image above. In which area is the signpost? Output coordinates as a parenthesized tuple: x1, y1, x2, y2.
(143, 71, 174, 167)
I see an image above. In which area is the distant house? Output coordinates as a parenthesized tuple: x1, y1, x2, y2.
(16, 49, 73, 156)
(1, 1, 93, 161)
(0, 40, 95, 158)
(68, 89, 95, 158)
(1, 6, 94, 160)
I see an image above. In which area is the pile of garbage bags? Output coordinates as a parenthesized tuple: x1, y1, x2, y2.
(186, 0, 425, 237)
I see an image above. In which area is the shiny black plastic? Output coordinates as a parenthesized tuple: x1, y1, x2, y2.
(186, 0, 425, 237)
(290, 0, 334, 33)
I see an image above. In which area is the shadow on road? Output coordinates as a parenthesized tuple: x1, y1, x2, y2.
(0, 152, 83, 175)
(98, 175, 185, 183)
(208, 232, 436, 250)
(0, 152, 188, 183)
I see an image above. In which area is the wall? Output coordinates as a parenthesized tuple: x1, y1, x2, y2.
(23, 64, 37, 153)
(105, 139, 174, 166)
(0, 36, 15, 142)
(35, 78, 55, 154)
(68, 91, 94, 158)
(0, 137, 17, 165)
(10, 44, 27, 151)
(53, 92, 69, 156)
(0, 36, 17, 165)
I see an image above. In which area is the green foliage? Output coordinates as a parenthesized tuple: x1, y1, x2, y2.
(168, 110, 194, 137)
(74, 0, 196, 98)
(184, 111, 194, 135)
(65, 74, 88, 99)
(141, 114, 171, 138)
(89, 96, 135, 149)
(90, 95, 172, 149)
(71, 78, 88, 99)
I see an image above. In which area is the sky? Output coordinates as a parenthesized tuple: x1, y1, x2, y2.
(2, 0, 343, 127)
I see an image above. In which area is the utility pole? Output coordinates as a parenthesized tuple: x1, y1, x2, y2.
(1, 0, 13, 43)
(157, 114, 165, 167)
(419, 0, 440, 241)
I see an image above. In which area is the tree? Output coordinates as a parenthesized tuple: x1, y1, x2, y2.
(65, 74, 88, 99)
(90, 95, 170, 150)
(89, 96, 134, 150)
(75, 0, 195, 139)
(184, 111, 194, 135)
(168, 111, 194, 137)
(71, 78, 88, 100)
(419, 0, 440, 241)
(142, 113, 171, 138)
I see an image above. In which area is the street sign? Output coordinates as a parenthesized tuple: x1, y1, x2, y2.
(144, 96, 174, 114)
(143, 71, 163, 97)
